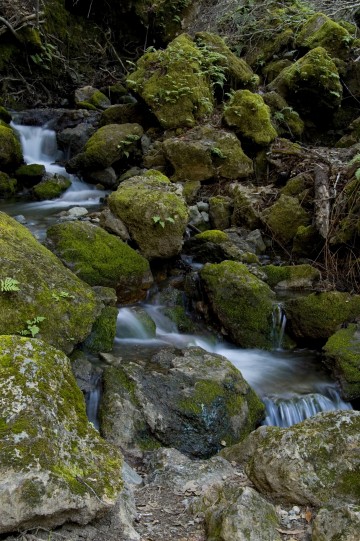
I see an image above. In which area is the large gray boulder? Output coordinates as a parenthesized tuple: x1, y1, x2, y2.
(0, 335, 123, 534)
(100, 347, 265, 458)
(224, 410, 360, 506)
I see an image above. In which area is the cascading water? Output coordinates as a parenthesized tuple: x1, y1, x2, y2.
(114, 302, 353, 428)
(271, 302, 287, 350)
(0, 123, 108, 238)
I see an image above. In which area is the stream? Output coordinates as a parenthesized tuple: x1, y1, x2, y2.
(3, 122, 353, 429)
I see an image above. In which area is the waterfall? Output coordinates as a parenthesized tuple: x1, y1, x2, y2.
(113, 305, 353, 428)
(85, 372, 102, 430)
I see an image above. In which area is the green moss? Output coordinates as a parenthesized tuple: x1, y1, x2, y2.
(296, 13, 353, 59)
(223, 90, 277, 146)
(126, 34, 214, 129)
(263, 264, 320, 289)
(262, 194, 310, 245)
(162, 305, 197, 333)
(33, 175, 71, 200)
(195, 230, 229, 244)
(0, 106, 12, 123)
(200, 261, 275, 349)
(323, 324, 360, 399)
(0, 125, 23, 172)
(143, 169, 170, 183)
(0, 172, 17, 198)
(285, 292, 360, 342)
(46, 221, 152, 302)
(84, 306, 118, 353)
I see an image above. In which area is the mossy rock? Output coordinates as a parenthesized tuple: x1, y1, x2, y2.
(33, 174, 71, 200)
(0, 212, 100, 354)
(195, 230, 229, 244)
(209, 196, 232, 230)
(268, 47, 342, 118)
(15, 164, 46, 187)
(296, 13, 353, 60)
(67, 123, 143, 172)
(195, 32, 259, 90)
(263, 264, 321, 290)
(223, 90, 277, 146)
(100, 347, 265, 458)
(99, 103, 145, 126)
(182, 180, 201, 205)
(46, 221, 153, 303)
(336, 116, 360, 148)
(329, 177, 360, 245)
(226, 410, 360, 506)
(262, 59, 293, 83)
(0, 106, 12, 124)
(263, 91, 304, 140)
(262, 194, 310, 245)
(0, 172, 17, 198)
(163, 125, 253, 182)
(0, 125, 23, 172)
(323, 324, 360, 400)
(284, 291, 360, 343)
(126, 34, 214, 129)
(108, 172, 189, 259)
(231, 185, 261, 229)
(75, 86, 111, 110)
(0, 335, 123, 533)
(83, 305, 118, 353)
(200, 261, 275, 349)
(134, 0, 193, 43)
(280, 172, 311, 197)
(292, 224, 324, 257)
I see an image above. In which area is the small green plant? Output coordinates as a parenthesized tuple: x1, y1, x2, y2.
(211, 147, 226, 159)
(51, 291, 75, 302)
(0, 277, 20, 292)
(152, 215, 176, 228)
(19, 316, 46, 338)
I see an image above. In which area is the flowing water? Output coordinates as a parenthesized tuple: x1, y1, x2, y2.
(0, 124, 108, 240)
(2, 123, 353, 428)
(113, 301, 352, 428)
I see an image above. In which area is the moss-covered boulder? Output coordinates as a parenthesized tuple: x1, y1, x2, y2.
(108, 172, 189, 259)
(67, 123, 143, 173)
(209, 196, 232, 230)
(0, 172, 17, 198)
(263, 264, 321, 290)
(311, 504, 360, 541)
(0, 125, 23, 172)
(262, 194, 310, 245)
(263, 91, 304, 140)
(195, 32, 259, 90)
(284, 291, 360, 343)
(329, 177, 360, 245)
(0, 106, 12, 124)
(223, 410, 360, 506)
(200, 261, 275, 349)
(0, 335, 123, 533)
(100, 347, 265, 458)
(223, 90, 277, 146)
(46, 221, 153, 303)
(15, 163, 46, 187)
(33, 174, 71, 200)
(126, 34, 214, 129)
(323, 324, 360, 400)
(83, 305, 118, 353)
(231, 184, 261, 229)
(163, 125, 253, 182)
(0, 212, 100, 354)
(268, 47, 343, 118)
(74, 85, 111, 110)
(296, 13, 353, 60)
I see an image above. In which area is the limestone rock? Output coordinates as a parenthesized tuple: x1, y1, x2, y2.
(0, 335, 123, 534)
(312, 504, 360, 541)
(108, 171, 189, 259)
(228, 410, 360, 506)
(200, 261, 275, 349)
(0, 212, 100, 354)
(100, 347, 265, 458)
(46, 221, 153, 303)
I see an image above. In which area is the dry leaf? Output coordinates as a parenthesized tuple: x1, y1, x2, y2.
(304, 509, 312, 523)
(276, 528, 305, 534)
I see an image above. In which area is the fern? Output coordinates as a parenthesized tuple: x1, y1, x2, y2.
(0, 277, 20, 292)
(19, 316, 46, 338)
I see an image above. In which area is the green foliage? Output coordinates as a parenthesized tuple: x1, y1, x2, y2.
(19, 316, 46, 338)
(0, 277, 20, 292)
(51, 291, 75, 302)
(30, 42, 58, 71)
(152, 215, 176, 228)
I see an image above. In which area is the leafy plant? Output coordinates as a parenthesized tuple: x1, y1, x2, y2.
(52, 291, 75, 302)
(152, 215, 176, 228)
(19, 316, 46, 338)
(0, 277, 20, 292)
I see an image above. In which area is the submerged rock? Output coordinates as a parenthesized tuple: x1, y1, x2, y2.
(0, 335, 123, 534)
(100, 347, 265, 458)
(222, 410, 360, 506)
(46, 221, 153, 303)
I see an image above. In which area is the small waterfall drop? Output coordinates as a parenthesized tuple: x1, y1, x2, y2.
(85, 372, 102, 430)
(113, 304, 353, 428)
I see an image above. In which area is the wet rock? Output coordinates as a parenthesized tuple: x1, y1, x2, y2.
(33, 173, 71, 200)
(74, 85, 111, 110)
(99, 207, 130, 241)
